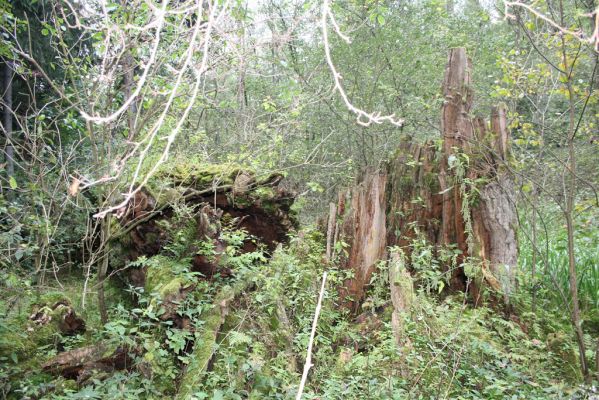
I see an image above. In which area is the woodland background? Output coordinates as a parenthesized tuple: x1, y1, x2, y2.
(0, 0, 598, 399)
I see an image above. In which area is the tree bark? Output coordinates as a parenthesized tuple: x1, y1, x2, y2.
(331, 48, 519, 311)
(2, 61, 14, 186)
(325, 202, 337, 261)
(337, 170, 387, 313)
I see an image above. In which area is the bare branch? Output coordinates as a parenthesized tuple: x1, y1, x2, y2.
(321, 0, 403, 127)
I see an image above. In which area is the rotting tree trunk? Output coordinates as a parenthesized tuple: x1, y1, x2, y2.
(176, 281, 251, 400)
(330, 48, 518, 312)
(386, 138, 442, 255)
(438, 47, 475, 293)
(43, 343, 134, 383)
(337, 170, 387, 313)
(389, 250, 414, 347)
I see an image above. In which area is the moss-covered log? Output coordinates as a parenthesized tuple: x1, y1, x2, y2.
(42, 342, 134, 382)
(176, 280, 251, 400)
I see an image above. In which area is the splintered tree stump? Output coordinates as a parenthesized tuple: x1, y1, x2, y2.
(337, 169, 387, 313)
(330, 48, 518, 312)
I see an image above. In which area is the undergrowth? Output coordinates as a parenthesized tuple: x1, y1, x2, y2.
(1, 211, 596, 399)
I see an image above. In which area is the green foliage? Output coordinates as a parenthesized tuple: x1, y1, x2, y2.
(0, 0, 598, 398)
(519, 206, 599, 319)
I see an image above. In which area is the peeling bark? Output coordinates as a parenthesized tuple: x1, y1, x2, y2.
(337, 170, 387, 313)
(329, 48, 518, 309)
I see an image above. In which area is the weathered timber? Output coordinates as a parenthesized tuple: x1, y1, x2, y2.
(176, 280, 252, 400)
(42, 343, 135, 382)
(330, 48, 518, 311)
(389, 250, 414, 347)
(336, 170, 387, 313)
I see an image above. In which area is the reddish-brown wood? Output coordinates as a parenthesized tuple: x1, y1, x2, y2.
(330, 48, 518, 312)
(337, 170, 387, 313)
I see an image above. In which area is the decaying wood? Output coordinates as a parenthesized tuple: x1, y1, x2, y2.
(337, 170, 387, 313)
(42, 343, 134, 382)
(29, 300, 85, 335)
(491, 105, 509, 162)
(325, 202, 337, 261)
(119, 168, 296, 261)
(176, 280, 252, 400)
(329, 47, 518, 310)
(276, 299, 299, 372)
(386, 139, 442, 252)
(388, 250, 414, 347)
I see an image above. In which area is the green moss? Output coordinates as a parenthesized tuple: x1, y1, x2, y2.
(546, 332, 582, 381)
(177, 309, 222, 400)
(158, 277, 183, 298)
(144, 255, 181, 296)
(166, 162, 250, 189)
(176, 284, 245, 400)
(142, 348, 178, 394)
(34, 291, 71, 307)
(0, 294, 74, 363)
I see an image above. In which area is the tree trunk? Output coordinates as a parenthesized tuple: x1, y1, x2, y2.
(325, 202, 337, 261)
(2, 61, 14, 187)
(330, 48, 519, 311)
(97, 215, 112, 324)
(337, 170, 387, 313)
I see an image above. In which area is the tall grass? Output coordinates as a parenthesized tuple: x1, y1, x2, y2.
(519, 215, 599, 313)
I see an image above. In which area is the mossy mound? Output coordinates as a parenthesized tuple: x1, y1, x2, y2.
(0, 292, 83, 363)
(119, 162, 296, 259)
(144, 255, 186, 297)
(165, 162, 248, 188)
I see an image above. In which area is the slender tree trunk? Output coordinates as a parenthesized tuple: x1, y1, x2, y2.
(325, 202, 337, 261)
(531, 198, 537, 313)
(97, 215, 112, 324)
(2, 61, 14, 186)
(559, 16, 589, 379)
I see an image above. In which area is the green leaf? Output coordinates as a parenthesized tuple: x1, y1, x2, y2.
(9, 176, 17, 189)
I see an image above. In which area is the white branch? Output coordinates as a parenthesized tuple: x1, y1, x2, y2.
(81, 0, 170, 125)
(321, 0, 403, 127)
(296, 271, 328, 400)
(94, 0, 226, 219)
(504, 1, 599, 51)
